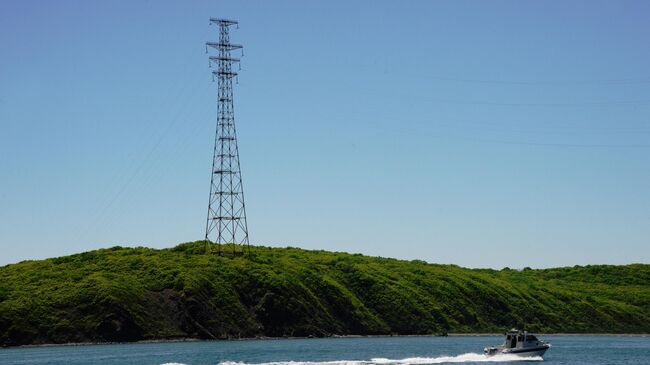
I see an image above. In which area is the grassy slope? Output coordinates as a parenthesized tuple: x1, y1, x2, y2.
(0, 241, 649, 346)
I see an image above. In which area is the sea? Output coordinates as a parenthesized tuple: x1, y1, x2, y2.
(1, 335, 648, 365)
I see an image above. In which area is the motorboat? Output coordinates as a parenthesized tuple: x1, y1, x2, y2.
(484, 329, 551, 357)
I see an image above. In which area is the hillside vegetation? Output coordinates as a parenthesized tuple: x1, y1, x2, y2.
(1, 241, 649, 346)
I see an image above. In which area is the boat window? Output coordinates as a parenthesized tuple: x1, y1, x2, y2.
(528, 335, 538, 341)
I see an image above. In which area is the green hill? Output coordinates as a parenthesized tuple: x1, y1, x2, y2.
(1, 242, 649, 347)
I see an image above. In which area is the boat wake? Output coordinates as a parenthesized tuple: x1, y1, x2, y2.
(218, 354, 543, 365)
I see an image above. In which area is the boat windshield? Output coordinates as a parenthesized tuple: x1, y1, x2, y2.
(527, 335, 538, 341)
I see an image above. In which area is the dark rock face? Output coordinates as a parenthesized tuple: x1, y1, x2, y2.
(97, 313, 143, 342)
(3, 325, 37, 347)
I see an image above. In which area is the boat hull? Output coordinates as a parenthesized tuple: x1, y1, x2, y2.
(506, 345, 549, 357)
(485, 345, 549, 358)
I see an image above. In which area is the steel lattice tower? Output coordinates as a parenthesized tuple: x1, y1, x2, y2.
(204, 18, 249, 256)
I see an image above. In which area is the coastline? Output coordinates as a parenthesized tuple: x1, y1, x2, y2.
(4, 332, 648, 349)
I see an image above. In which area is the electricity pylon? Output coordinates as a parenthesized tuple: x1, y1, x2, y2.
(204, 18, 249, 256)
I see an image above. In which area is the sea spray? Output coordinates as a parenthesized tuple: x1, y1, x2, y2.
(218, 354, 543, 365)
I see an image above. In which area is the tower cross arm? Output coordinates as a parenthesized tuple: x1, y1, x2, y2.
(212, 70, 238, 77)
(210, 18, 238, 26)
(209, 56, 241, 63)
(206, 42, 243, 51)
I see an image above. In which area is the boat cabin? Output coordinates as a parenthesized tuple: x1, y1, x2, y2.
(503, 329, 539, 349)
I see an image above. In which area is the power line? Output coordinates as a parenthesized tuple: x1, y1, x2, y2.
(378, 91, 650, 107)
(390, 73, 650, 86)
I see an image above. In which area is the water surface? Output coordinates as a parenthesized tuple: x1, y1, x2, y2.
(1, 335, 648, 365)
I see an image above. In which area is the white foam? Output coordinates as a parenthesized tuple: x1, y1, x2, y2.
(160, 363, 188, 365)
(218, 354, 543, 365)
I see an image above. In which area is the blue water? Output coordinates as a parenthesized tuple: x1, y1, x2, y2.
(1, 336, 648, 365)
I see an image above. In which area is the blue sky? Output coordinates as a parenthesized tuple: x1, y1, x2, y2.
(1, 0, 649, 268)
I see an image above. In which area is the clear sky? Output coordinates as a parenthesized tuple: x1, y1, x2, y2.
(1, 0, 649, 268)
